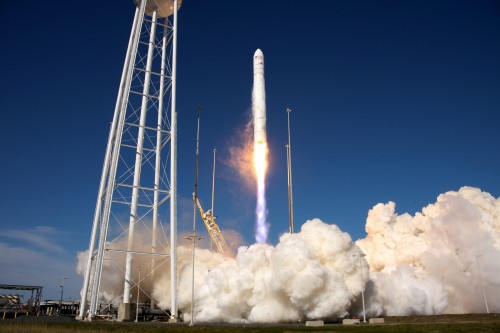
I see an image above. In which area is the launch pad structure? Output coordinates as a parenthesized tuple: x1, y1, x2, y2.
(0, 284, 43, 313)
(79, 0, 181, 322)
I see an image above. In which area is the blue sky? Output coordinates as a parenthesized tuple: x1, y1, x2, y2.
(1, 0, 499, 300)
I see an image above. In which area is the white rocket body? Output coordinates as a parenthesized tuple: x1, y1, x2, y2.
(253, 49, 266, 145)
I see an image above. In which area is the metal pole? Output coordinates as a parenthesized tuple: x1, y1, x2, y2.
(211, 147, 217, 215)
(59, 277, 68, 315)
(183, 232, 203, 326)
(89, 0, 146, 317)
(359, 255, 367, 323)
(190, 106, 202, 326)
(286, 143, 291, 232)
(190, 235, 196, 326)
(123, 10, 158, 304)
(210, 147, 217, 251)
(170, 0, 179, 321)
(286, 107, 294, 234)
(151, 14, 169, 310)
(476, 255, 490, 314)
(79, 6, 142, 320)
(135, 267, 141, 322)
(353, 254, 367, 322)
(194, 106, 201, 204)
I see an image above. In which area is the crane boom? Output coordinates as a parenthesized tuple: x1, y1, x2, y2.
(193, 193, 231, 255)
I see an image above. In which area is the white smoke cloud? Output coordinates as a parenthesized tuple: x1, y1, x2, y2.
(183, 219, 367, 323)
(77, 186, 500, 321)
(358, 186, 500, 315)
(79, 219, 367, 322)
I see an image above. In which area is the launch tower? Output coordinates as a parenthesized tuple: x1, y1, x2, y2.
(79, 0, 181, 321)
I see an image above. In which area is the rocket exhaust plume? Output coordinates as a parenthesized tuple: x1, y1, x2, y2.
(252, 49, 269, 243)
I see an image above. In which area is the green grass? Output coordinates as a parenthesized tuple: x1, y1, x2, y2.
(1, 321, 500, 333)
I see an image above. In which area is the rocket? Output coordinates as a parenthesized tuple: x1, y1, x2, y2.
(252, 49, 269, 244)
(253, 49, 266, 145)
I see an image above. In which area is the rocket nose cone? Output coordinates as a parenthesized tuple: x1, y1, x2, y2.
(254, 49, 263, 57)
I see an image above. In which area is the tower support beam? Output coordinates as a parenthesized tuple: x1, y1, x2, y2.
(123, 9, 158, 305)
(79, 0, 181, 321)
(79, 2, 147, 318)
(169, 0, 179, 321)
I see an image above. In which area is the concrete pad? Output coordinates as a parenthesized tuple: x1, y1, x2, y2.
(117, 303, 135, 322)
(305, 320, 324, 326)
(369, 317, 385, 324)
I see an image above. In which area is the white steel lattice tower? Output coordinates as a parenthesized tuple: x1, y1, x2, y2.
(79, 0, 181, 321)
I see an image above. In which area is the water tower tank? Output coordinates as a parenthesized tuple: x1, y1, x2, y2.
(134, 0, 182, 18)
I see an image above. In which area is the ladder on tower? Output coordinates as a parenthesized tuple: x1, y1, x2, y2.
(193, 193, 231, 255)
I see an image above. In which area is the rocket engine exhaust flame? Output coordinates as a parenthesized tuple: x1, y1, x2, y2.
(254, 142, 268, 243)
(252, 49, 269, 243)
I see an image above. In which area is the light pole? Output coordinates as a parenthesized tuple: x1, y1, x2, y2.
(475, 255, 490, 314)
(59, 277, 68, 315)
(185, 233, 203, 326)
(70, 295, 75, 315)
(135, 266, 141, 322)
(185, 105, 204, 326)
(353, 254, 367, 323)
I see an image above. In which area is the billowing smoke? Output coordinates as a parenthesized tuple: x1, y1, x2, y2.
(178, 219, 366, 322)
(78, 219, 367, 322)
(357, 186, 500, 316)
(77, 186, 500, 321)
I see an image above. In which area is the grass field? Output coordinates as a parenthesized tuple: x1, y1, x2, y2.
(1, 314, 499, 333)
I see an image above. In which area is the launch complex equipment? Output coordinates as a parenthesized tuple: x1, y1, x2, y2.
(0, 284, 43, 315)
(189, 106, 230, 256)
(79, 0, 182, 322)
(193, 194, 231, 254)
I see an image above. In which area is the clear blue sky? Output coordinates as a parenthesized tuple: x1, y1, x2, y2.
(0, 0, 499, 300)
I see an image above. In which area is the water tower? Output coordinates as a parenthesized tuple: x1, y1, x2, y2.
(79, 0, 181, 322)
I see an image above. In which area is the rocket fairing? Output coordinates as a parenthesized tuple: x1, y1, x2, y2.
(253, 49, 267, 145)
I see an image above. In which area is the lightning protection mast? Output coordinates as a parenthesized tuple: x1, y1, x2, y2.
(286, 107, 294, 234)
(79, 0, 182, 322)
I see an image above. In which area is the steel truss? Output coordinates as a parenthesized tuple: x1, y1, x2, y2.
(79, 0, 180, 320)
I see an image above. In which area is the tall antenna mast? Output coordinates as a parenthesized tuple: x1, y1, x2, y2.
(211, 147, 217, 215)
(210, 147, 217, 251)
(194, 106, 202, 204)
(286, 107, 294, 234)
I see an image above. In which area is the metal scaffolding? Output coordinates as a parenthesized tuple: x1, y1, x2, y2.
(79, 0, 181, 321)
